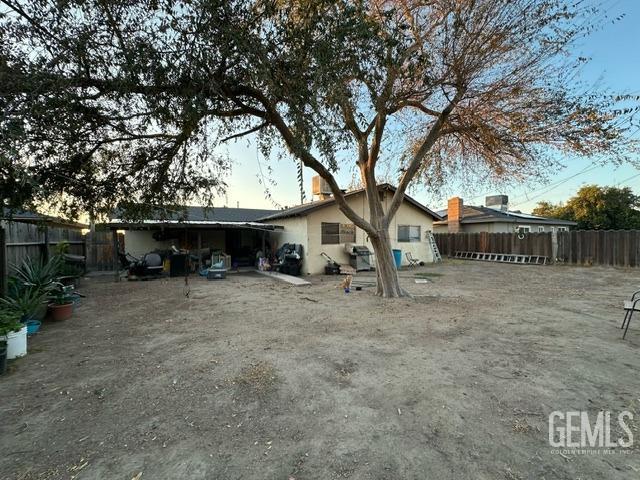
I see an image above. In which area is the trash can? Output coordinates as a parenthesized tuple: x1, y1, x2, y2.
(392, 249, 402, 269)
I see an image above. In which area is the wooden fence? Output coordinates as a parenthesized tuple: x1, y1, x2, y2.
(434, 230, 640, 267)
(0, 221, 118, 292)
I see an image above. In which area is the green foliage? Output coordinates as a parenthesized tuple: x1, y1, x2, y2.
(0, 287, 48, 319)
(53, 241, 70, 255)
(0, 310, 23, 336)
(48, 283, 75, 306)
(0, 0, 636, 220)
(533, 185, 640, 230)
(10, 255, 62, 293)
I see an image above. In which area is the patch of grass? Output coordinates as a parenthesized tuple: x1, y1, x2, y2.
(234, 361, 278, 395)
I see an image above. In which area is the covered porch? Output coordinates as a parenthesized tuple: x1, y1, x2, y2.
(107, 220, 283, 272)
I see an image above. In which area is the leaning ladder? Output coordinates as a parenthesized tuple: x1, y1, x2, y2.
(427, 232, 442, 262)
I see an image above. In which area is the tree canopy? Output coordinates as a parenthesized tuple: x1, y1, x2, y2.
(2, 0, 638, 295)
(533, 185, 640, 230)
(1, 0, 636, 219)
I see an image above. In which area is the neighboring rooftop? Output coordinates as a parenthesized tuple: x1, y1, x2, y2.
(435, 196, 576, 226)
(2, 208, 88, 229)
(259, 183, 443, 221)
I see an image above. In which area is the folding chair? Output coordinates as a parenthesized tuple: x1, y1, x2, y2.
(405, 252, 421, 268)
(622, 289, 640, 339)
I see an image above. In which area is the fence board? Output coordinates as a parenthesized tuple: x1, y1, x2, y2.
(434, 230, 640, 267)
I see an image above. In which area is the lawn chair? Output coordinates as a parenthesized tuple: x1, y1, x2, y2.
(405, 252, 421, 268)
(621, 289, 640, 339)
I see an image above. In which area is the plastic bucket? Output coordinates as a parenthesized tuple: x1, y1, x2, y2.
(24, 319, 41, 336)
(392, 249, 402, 268)
(3, 326, 27, 359)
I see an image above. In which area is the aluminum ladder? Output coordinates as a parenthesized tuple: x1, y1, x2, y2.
(426, 231, 442, 262)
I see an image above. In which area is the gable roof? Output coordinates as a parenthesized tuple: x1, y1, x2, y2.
(435, 205, 576, 226)
(258, 184, 443, 221)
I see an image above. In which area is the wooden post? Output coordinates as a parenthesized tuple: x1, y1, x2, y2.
(551, 228, 558, 264)
(0, 226, 6, 296)
(197, 230, 202, 272)
(112, 228, 120, 282)
(42, 225, 49, 263)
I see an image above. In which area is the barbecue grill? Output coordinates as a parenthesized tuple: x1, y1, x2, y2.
(346, 245, 372, 271)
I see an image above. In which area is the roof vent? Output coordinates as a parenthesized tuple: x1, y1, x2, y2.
(485, 195, 508, 212)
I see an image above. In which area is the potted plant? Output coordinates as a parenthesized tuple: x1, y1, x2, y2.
(0, 311, 27, 359)
(0, 287, 47, 335)
(48, 283, 75, 321)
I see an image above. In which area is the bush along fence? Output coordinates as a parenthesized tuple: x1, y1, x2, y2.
(433, 230, 640, 267)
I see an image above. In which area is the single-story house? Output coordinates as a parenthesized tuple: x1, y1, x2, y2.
(433, 195, 577, 234)
(261, 183, 443, 275)
(106, 183, 443, 275)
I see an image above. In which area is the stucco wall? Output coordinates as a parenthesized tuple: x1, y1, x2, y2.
(123, 230, 176, 258)
(271, 191, 435, 275)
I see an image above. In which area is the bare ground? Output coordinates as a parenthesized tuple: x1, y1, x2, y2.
(1, 261, 640, 479)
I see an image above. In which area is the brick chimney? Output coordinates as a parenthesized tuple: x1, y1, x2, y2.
(448, 197, 463, 233)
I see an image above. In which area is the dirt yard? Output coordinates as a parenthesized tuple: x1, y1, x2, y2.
(1, 261, 640, 479)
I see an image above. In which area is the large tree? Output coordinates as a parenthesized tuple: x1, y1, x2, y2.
(533, 185, 640, 230)
(1, 0, 636, 296)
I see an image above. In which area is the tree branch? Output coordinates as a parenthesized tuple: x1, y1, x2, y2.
(385, 89, 465, 222)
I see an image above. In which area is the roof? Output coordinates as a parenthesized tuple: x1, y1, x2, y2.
(2, 208, 88, 229)
(258, 184, 443, 221)
(109, 206, 279, 224)
(434, 205, 577, 226)
(107, 219, 283, 230)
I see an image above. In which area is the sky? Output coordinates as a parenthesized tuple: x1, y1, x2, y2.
(214, 0, 640, 214)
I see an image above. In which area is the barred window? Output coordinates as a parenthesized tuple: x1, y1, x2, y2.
(321, 222, 356, 244)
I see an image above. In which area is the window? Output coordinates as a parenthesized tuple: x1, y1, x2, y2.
(516, 226, 531, 234)
(557, 226, 568, 232)
(538, 226, 545, 232)
(321, 222, 356, 244)
(398, 225, 421, 243)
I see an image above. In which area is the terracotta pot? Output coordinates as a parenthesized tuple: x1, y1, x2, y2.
(48, 303, 73, 321)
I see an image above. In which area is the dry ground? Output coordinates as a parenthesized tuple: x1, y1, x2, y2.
(1, 261, 640, 479)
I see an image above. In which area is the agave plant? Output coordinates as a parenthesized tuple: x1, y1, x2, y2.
(11, 255, 62, 293)
(0, 287, 48, 320)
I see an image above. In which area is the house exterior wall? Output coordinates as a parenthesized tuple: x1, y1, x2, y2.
(123, 230, 176, 258)
(270, 216, 310, 270)
(271, 191, 435, 275)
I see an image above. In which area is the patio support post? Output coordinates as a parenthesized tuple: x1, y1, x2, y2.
(112, 228, 120, 282)
(197, 230, 202, 273)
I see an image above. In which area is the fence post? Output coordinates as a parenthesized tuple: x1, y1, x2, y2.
(551, 229, 558, 263)
(0, 226, 6, 295)
(112, 228, 120, 282)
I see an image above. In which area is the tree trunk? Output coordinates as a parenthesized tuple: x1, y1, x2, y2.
(369, 227, 403, 298)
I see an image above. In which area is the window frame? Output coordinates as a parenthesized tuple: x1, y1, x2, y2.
(397, 225, 422, 243)
(321, 222, 356, 245)
(516, 225, 531, 234)
(537, 226, 545, 233)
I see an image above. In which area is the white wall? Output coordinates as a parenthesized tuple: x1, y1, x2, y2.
(271, 190, 436, 275)
(123, 230, 176, 258)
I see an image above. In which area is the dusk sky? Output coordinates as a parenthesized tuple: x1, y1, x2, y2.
(217, 0, 640, 214)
